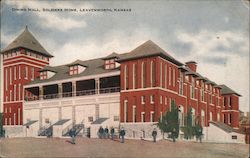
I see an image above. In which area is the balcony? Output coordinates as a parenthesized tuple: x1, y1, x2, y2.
(24, 87, 120, 102)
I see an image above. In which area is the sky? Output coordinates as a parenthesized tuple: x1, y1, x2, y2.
(0, 0, 249, 112)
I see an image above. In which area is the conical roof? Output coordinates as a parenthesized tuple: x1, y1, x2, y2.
(1, 26, 53, 57)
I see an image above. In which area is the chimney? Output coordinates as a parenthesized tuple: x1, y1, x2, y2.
(185, 61, 197, 72)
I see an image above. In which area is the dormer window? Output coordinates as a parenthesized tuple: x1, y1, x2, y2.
(40, 70, 55, 80)
(70, 65, 78, 75)
(105, 58, 115, 69)
(69, 65, 86, 75)
(40, 71, 47, 80)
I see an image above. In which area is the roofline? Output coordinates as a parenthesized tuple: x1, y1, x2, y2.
(117, 52, 183, 66)
(1, 46, 54, 58)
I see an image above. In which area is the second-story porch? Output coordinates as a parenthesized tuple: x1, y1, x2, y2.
(24, 75, 120, 101)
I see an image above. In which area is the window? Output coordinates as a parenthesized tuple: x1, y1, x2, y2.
(165, 64, 167, 88)
(31, 67, 35, 80)
(191, 77, 195, 99)
(179, 71, 183, 95)
(210, 112, 212, 121)
(24, 66, 28, 79)
(14, 113, 16, 125)
(18, 84, 21, 101)
(10, 67, 12, 85)
(224, 114, 226, 123)
(133, 106, 136, 122)
(160, 95, 163, 104)
(124, 100, 128, 122)
(150, 111, 155, 122)
(229, 114, 232, 124)
(18, 108, 20, 125)
(69, 65, 78, 75)
(173, 68, 175, 86)
(9, 118, 11, 125)
(165, 97, 167, 105)
(201, 110, 205, 127)
(5, 68, 8, 91)
(124, 65, 129, 90)
(150, 61, 156, 87)
(160, 62, 162, 87)
(18, 65, 21, 79)
(141, 62, 146, 88)
(133, 63, 137, 89)
(14, 85, 16, 101)
(10, 90, 12, 102)
(201, 82, 205, 101)
(88, 116, 93, 122)
(141, 112, 145, 122)
(40, 71, 47, 80)
(178, 106, 184, 126)
(224, 97, 226, 106)
(169, 67, 172, 85)
(14, 66, 16, 80)
(150, 95, 155, 104)
(192, 108, 196, 126)
(217, 112, 220, 121)
(105, 59, 115, 69)
(228, 97, 232, 107)
(141, 96, 145, 104)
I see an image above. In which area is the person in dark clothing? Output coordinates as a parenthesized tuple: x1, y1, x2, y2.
(98, 126, 104, 139)
(120, 127, 125, 143)
(104, 126, 109, 139)
(152, 128, 157, 143)
(110, 127, 115, 140)
(70, 128, 76, 144)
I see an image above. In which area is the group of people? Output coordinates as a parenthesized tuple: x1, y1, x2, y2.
(98, 126, 126, 143)
(98, 126, 115, 140)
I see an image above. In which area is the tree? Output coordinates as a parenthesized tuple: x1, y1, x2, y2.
(158, 100, 179, 142)
(183, 108, 194, 140)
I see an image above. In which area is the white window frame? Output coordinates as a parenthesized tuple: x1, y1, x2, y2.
(141, 112, 145, 122)
(18, 108, 21, 125)
(10, 67, 12, 85)
(124, 100, 128, 122)
(19, 65, 21, 79)
(14, 84, 16, 101)
(132, 63, 135, 89)
(160, 95, 163, 104)
(14, 66, 16, 80)
(150, 61, 153, 87)
(150, 95, 155, 104)
(133, 105, 136, 123)
(5, 68, 8, 91)
(24, 66, 28, 79)
(173, 68, 175, 86)
(141, 96, 145, 104)
(169, 67, 171, 85)
(160, 62, 162, 87)
(150, 111, 154, 122)
(31, 67, 34, 80)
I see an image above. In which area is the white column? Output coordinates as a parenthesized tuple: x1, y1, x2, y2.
(72, 81, 76, 97)
(58, 107, 62, 120)
(95, 78, 100, 94)
(72, 106, 76, 125)
(39, 108, 43, 128)
(39, 86, 43, 100)
(58, 83, 62, 98)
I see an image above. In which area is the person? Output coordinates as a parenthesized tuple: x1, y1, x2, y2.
(110, 127, 115, 140)
(172, 128, 176, 142)
(98, 126, 104, 139)
(120, 127, 126, 143)
(104, 126, 109, 139)
(197, 126, 203, 143)
(152, 128, 157, 143)
(70, 127, 76, 144)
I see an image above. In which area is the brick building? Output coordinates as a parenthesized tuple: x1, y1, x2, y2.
(0, 27, 242, 139)
(1, 26, 53, 128)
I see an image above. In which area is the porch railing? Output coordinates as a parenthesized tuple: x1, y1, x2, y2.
(25, 86, 120, 102)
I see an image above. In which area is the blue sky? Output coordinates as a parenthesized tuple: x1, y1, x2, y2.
(1, 0, 249, 112)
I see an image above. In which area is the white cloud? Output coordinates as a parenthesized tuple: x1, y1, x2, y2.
(175, 30, 249, 111)
(4, 1, 92, 31)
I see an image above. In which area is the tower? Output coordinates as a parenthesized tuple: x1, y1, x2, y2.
(1, 26, 53, 127)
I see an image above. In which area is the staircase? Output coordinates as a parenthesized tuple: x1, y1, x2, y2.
(63, 124, 84, 137)
(38, 125, 53, 137)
